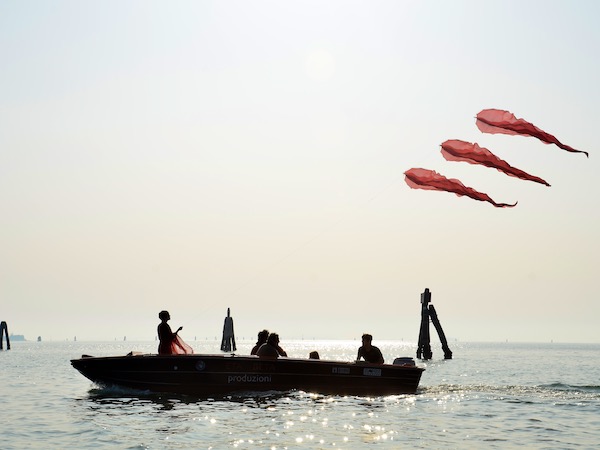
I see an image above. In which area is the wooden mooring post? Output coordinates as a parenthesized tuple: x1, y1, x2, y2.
(416, 289, 452, 360)
(416, 290, 432, 360)
(0, 321, 10, 350)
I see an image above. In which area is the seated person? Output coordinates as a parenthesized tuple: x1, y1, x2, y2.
(257, 333, 287, 358)
(251, 329, 270, 355)
(356, 333, 384, 364)
(309, 351, 320, 359)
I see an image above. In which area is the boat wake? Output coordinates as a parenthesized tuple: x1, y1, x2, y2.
(88, 384, 154, 398)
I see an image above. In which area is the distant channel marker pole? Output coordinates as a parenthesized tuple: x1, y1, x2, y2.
(416, 289, 452, 360)
(0, 321, 10, 350)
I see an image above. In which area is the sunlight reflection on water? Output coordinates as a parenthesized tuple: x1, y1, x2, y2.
(1, 341, 599, 449)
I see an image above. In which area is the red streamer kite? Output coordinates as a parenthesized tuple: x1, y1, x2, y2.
(441, 139, 550, 187)
(404, 168, 517, 208)
(476, 109, 588, 157)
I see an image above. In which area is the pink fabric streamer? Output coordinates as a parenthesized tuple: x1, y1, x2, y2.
(404, 168, 517, 208)
(441, 139, 550, 187)
(171, 335, 194, 355)
(476, 109, 588, 157)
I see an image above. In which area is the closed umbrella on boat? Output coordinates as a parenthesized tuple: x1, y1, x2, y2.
(220, 308, 236, 352)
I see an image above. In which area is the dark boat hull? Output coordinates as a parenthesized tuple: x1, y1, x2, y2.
(71, 354, 424, 397)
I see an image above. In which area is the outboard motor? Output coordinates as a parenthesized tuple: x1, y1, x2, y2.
(393, 357, 416, 367)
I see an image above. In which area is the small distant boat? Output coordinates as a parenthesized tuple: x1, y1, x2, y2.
(71, 353, 424, 397)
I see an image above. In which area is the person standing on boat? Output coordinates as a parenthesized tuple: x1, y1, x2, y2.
(251, 329, 270, 355)
(257, 333, 287, 358)
(157, 310, 193, 355)
(356, 333, 384, 364)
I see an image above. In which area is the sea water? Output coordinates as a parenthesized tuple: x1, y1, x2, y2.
(1, 340, 599, 449)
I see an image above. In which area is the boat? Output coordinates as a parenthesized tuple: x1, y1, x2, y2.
(71, 353, 424, 397)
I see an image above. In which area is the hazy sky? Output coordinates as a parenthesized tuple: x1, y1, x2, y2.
(1, 1, 598, 344)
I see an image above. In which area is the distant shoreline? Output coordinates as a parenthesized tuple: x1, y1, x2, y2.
(9, 334, 26, 341)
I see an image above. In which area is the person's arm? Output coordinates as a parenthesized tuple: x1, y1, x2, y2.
(376, 348, 384, 364)
(356, 348, 363, 361)
(175, 326, 183, 336)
